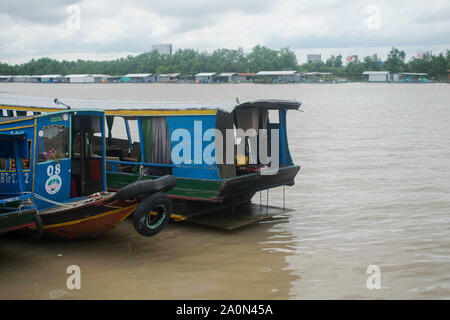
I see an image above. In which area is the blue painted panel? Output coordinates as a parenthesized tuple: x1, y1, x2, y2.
(34, 113, 71, 209)
(0, 125, 35, 196)
(279, 109, 293, 165)
(0, 169, 33, 195)
(279, 109, 286, 165)
(0, 135, 28, 158)
(166, 115, 220, 180)
(34, 159, 71, 209)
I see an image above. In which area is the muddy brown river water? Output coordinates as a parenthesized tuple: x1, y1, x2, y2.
(0, 83, 449, 299)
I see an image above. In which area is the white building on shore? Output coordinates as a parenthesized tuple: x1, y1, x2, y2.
(195, 72, 217, 83)
(66, 74, 95, 83)
(216, 73, 237, 83)
(91, 74, 110, 83)
(124, 73, 156, 83)
(30, 75, 65, 83)
(156, 73, 181, 83)
(0, 75, 13, 82)
(255, 70, 301, 82)
(11, 75, 31, 82)
(362, 71, 390, 82)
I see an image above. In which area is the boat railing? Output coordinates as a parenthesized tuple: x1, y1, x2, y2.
(0, 193, 34, 213)
(106, 159, 174, 173)
(0, 193, 33, 202)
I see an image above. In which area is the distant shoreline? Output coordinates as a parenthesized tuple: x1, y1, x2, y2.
(0, 80, 447, 85)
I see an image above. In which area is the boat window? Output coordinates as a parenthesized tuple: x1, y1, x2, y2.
(234, 108, 270, 166)
(107, 118, 140, 159)
(268, 109, 279, 124)
(0, 141, 31, 171)
(37, 125, 70, 162)
(16, 110, 28, 117)
(108, 118, 140, 142)
(11, 140, 31, 170)
(141, 117, 172, 175)
(215, 110, 236, 178)
(0, 158, 8, 170)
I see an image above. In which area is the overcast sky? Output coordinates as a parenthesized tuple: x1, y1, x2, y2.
(1, 0, 449, 65)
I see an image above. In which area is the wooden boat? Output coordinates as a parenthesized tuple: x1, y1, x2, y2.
(0, 106, 176, 239)
(0, 133, 42, 238)
(1, 94, 300, 229)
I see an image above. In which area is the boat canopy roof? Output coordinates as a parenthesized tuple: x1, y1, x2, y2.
(0, 116, 31, 123)
(0, 93, 301, 115)
(0, 133, 28, 159)
(234, 99, 301, 110)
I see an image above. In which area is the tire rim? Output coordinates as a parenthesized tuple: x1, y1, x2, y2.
(145, 204, 166, 229)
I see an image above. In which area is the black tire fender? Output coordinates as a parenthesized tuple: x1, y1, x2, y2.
(28, 213, 44, 240)
(132, 192, 172, 237)
(116, 175, 176, 201)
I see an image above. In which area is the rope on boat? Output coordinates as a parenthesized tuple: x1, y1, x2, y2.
(137, 168, 145, 181)
(22, 192, 74, 208)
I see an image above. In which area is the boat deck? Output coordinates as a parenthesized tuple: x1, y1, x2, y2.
(39, 193, 115, 215)
(186, 203, 292, 230)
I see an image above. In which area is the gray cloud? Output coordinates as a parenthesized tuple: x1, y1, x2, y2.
(414, 9, 450, 24)
(0, 0, 78, 24)
(132, 0, 278, 17)
(0, 0, 448, 64)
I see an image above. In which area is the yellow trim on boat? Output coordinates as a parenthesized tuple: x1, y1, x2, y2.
(145, 211, 187, 221)
(0, 105, 64, 113)
(170, 214, 188, 221)
(105, 109, 217, 116)
(110, 205, 137, 229)
(0, 124, 35, 131)
(43, 204, 138, 229)
(32, 119, 37, 193)
(0, 118, 35, 126)
(1, 104, 218, 116)
(0, 169, 31, 173)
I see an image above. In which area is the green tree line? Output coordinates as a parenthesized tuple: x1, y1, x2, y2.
(0, 46, 448, 80)
(303, 48, 450, 80)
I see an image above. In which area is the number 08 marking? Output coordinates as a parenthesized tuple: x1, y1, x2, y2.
(47, 164, 61, 176)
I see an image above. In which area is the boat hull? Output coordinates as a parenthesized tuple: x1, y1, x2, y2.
(39, 196, 138, 240)
(107, 165, 300, 203)
(0, 208, 37, 235)
(218, 165, 300, 200)
(106, 165, 300, 222)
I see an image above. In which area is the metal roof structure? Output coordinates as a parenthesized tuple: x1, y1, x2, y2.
(399, 73, 428, 76)
(236, 73, 255, 76)
(157, 73, 181, 77)
(0, 93, 301, 115)
(362, 71, 390, 75)
(124, 73, 153, 77)
(195, 73, 217, 77)
(304, 72, 332, 75)
(255, 71, 298, 76)
(217, 73, 236, 77)
(32, 74, 64, 78)
(66, 74, 94, 78)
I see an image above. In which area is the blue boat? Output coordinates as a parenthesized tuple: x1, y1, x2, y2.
(0, 106, 176, 239)
(1, 94, 301, 229)
(0, 133, 42, 238)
